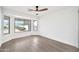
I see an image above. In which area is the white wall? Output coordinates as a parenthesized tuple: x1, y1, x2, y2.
(39, 7, 78, 47)
(78, 9, 79, 48)
(0, 7, 1, 37)
(0, 7, 39, 44)
(0, 7, 3, 46)
(0, 7, 2, 46)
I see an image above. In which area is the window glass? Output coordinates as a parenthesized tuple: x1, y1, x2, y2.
(15, 18, 31, 32)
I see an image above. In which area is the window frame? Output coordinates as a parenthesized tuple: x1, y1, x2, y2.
(33, 20, 38, 31)
(3, 16, 10, 34)
(14, 18, 31, 33)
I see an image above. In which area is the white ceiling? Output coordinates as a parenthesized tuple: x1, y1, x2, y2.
(3, 6, 78, 18)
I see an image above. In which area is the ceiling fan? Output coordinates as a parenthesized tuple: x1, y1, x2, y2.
(28, 6, 48, 15)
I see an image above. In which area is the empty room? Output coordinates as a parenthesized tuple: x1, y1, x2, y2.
(0, 6, 79, 52)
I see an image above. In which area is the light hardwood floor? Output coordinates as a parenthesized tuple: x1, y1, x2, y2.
(0, 35, 79, 52)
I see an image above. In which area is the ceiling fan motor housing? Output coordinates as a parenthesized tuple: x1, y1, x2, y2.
(36, 6, 39, 11)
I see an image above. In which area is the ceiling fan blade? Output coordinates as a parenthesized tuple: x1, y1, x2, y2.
(28, 9, 36, 11)
(38, 8, 48, 12)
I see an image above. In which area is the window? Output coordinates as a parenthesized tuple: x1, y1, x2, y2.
(3, 16, 10, 34)
(15, 18, 31, 32)
(33, 20, 38, 31)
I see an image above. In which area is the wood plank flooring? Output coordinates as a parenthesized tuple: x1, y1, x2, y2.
(0, 35, 79, 52)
